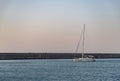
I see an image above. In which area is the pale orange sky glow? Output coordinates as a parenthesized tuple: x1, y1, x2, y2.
(0, 0, 120, 53)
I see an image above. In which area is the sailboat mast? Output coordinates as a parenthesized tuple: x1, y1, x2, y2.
(82, 24, 85, 59)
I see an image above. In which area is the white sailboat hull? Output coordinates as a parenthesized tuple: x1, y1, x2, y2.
(73, 58, 95, 62)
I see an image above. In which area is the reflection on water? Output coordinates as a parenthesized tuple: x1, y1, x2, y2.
(0, 59, 120, 81)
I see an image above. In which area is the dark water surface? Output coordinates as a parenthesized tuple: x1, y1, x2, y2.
(0, 59, 120, 81)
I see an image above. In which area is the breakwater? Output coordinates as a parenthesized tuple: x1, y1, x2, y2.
(0, 53, 120, 60)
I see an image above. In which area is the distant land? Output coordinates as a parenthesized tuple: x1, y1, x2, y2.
(0, 53, 120, 60)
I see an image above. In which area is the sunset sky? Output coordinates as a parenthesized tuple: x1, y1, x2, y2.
(0, 0, 120, 53)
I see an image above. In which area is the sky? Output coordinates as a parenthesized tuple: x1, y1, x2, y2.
(0, 0, 120, 53)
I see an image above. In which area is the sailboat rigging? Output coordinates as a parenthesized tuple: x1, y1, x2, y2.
(73, 24, 95, 62)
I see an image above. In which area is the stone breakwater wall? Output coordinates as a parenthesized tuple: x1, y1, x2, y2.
(0, 53, 120, 60)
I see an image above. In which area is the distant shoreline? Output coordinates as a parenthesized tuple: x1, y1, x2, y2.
(0, 53, 120, 60)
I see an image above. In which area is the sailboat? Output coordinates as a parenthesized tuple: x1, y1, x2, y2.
(73, 24, 95, 62)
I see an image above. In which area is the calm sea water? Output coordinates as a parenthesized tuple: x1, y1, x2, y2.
(0, 59, 120, 81)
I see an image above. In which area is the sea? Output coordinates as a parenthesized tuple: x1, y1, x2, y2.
(0, 59, 120, 81)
